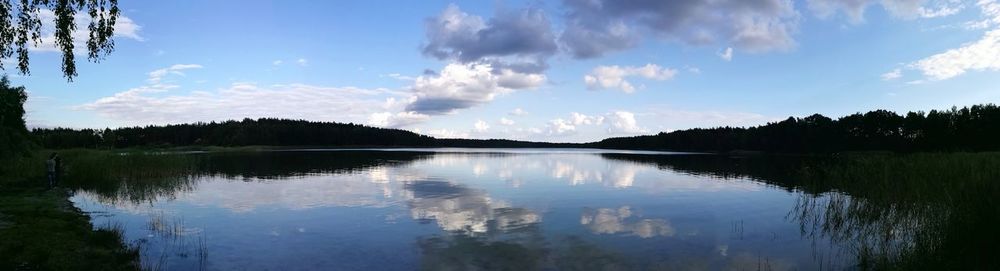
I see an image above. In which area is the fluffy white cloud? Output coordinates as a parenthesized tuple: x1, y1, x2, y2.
(545, 118, 577, 135)
(32, 9, 143, 52)
(912, 29, 1000, 80)
(718, 47, 734, 61)
(147, 64, 203, 84)
(606, 111, 645, 134)
(966, 0, 1000, 29)
(584, 64, 677, 93)
(406, 62, 545, 114)
(473, 120, 490, 133)
(570, 112, 604, 125)
(541, 112, 619, 136)
(499, 117, 515, 126)
(509, 108, 528, 116)
(881, 68, 903, 80)
(910, 1, 1000, 80)
(297, 58, 308, 66)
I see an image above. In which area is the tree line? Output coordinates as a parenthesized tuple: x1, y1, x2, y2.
(30, 118, 577, 149)
(596, 104, 1000, 153)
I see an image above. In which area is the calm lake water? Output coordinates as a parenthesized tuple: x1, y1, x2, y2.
(69, 149, 872, 270)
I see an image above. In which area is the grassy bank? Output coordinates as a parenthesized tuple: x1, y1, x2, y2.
(0, 150, 141, 270)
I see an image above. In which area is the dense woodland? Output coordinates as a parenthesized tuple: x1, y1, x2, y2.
(598, 104, 1000, 153)
(30, 118, 578, 149)
(23, 103, 1000, 153)
(32, 118, 438, 149)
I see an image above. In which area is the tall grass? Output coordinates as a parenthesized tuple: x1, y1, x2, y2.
(56, 149, 200, 205)
(792, 152, 1000, 270)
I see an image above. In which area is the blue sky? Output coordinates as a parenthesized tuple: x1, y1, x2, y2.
(12, 0, 1000, 142)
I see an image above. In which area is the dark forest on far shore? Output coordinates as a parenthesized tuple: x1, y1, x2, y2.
(29, 104, 1000, 153)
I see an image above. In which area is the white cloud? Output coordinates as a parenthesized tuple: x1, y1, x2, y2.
(607, 111, 645, 134)
(272, 60, 283, 66)
(384, 73, 416, 81)
(540, 112, 612, 136)
(912, 29, 1000, 80)
(499, 117, 515, 126)
(147, 64, 203, 84)
(473, 120, 490, 133)
(406, 62, 545, 114)
(32, 9, 143, 52)
(545, 118, 577, 136)
(718, 47, 734, 61)
(423, 128, 470, 139)
(896, 0, 1000, 84)
(78, 67, 399, 126)
(919, 4, 965, 18)
(367, 111, 430, 128)
(584, 64, 677, 93)
(881, 68, 903, 80)
(909, 1, 1000, 80)
(966, 0, 1000, 29)
(807, 0, 965, 22)
(509, 108, 528, 116)
(297, 58, 308, 66)
(570, 112, 604, 125)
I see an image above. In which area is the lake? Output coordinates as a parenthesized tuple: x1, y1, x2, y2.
(67, 149, 996, 270)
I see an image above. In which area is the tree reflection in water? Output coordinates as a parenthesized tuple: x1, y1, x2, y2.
(605, 152, 1000, 270)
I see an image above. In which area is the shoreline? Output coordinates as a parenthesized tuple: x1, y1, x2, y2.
(0, 151, 140, 270)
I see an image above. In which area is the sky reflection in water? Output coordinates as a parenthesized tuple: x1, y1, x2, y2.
(71, 150, 854, 270)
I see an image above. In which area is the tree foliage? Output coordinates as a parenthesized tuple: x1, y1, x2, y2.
(0, 0, 119, 81)
(597, 104, 1000, 153)
(31, 118, 580, 149)
(0, 75, 31, 158)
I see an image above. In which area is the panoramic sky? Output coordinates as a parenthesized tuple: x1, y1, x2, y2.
(12, 0, 1000, 142)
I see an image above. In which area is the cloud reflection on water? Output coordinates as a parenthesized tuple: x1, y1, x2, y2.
(403, 180, 540, 235)
(580, 206, 675, 238)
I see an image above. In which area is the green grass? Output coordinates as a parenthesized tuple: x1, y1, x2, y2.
(0, 150, 142, 270)
(0, 186, 140, 270)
